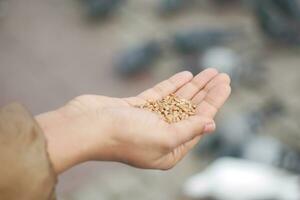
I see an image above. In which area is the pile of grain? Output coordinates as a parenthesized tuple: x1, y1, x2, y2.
(139, 93, 197, 123)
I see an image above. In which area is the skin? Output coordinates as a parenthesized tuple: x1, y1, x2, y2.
(36, 68, 231, 174)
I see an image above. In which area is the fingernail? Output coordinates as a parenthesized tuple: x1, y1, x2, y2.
(204, 122, 216, 133)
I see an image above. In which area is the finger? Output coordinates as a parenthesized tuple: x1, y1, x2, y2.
(196, 83, 231, 118)
(176, 77, 231, 158)
(175, 68, 218, 100)
(175, 119, 216, 153)
(180, 135, 202, 157)
(138, 71, 193, 101)
(169, 115, 215, 147)
(179, 80, 231, 154)
(161, 133, 209, 169)
(173, 122, 216, 161)
(192, 73, 231, 104)
(183, 122, 217, 152)
(206, 73, 231, 88)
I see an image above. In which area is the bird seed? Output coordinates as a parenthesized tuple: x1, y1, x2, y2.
(139, 93, 197, 123)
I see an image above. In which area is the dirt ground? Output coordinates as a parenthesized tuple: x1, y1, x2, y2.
(1, 0, 300, 199)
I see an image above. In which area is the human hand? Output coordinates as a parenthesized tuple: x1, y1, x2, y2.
(36, 69, 231, 174)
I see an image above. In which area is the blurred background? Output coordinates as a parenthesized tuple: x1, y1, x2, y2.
(1, 0, 300, 199)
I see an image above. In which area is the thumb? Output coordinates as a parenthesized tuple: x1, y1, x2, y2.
(170, 116, 215, 147)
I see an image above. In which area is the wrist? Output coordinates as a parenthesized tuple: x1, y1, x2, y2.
(35, 107, 90, 174)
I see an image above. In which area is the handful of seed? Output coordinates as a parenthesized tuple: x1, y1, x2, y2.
(139, 93, 197, 123)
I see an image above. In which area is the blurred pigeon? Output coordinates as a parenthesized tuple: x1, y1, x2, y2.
(115, 41, 161, 77)
(159, 0, 186, 14)
(199, 46, 267, 87)
(173, 29, 238, 54)
(82, 0, 123, 20)
(280, 149, 300, 173)
(212, 0, 240, 5)
(242, 135, 284, 166)
(200, 47, 241, 85)
(254, 0, 300, 45)
(272, 0, 300, 20)
(197, 99, 285, 157)
(183, 157, 300, 200)
(243, 135, 300, 173)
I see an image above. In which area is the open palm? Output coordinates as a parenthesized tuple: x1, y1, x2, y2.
(67, 69, 231, 170)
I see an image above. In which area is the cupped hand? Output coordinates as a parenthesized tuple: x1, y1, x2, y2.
(37, 69, 231, 173)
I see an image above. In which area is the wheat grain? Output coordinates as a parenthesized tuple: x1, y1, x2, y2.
(139, 93, 197, 123)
